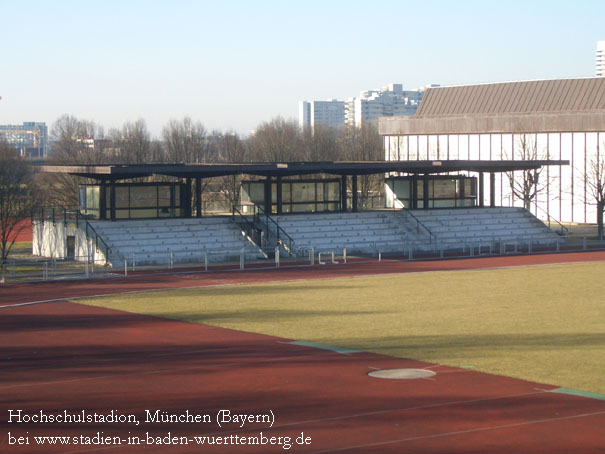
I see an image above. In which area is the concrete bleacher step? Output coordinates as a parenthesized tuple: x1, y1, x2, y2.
(85, 208, 562, 264)
(89, 217, 266, 266)
(274, 208, 561, 256)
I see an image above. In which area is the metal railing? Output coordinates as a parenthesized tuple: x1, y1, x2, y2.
(534, 205, 569, 237)
(76, 216, 112, 265)
(398, 209, 435, 243)
(252, 204, 295, 255)
(232, 205, 264, 251)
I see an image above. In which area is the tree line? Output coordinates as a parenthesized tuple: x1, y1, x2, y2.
(42, 114, 384, 207)
(48, 114, 383, 164)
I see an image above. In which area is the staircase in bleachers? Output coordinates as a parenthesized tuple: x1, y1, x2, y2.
(89, 217, 266, 266)
(274, 211, 410, 255)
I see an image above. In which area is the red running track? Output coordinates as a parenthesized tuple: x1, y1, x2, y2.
(1, 252, 605, 453)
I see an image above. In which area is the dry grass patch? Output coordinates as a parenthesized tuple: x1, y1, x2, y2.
(79, 261, 605, 394)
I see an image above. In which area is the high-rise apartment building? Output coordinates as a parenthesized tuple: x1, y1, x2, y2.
(0, 122, 48, 158)
(345, 84, 432, 127)
(300, 84, 435, 130)
(298, 99, 346, 129)
(597, 41, 605, 77)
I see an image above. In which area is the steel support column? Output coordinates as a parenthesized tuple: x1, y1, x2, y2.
(352, 174, 358, 212)
(411, 175, 418, 209)
(422, 174, 429, 210)
(479, 172, 485, 207)
(185, 178, 192, 217)
(264, 177, 272, 214)
(276, 176, 283, 214)
(99, 180, 107, 220)
(490, 172, 496, 207)
(341, 175, 348, 212)
(110, 184, 116, 221)
(195, 177, 202, 217)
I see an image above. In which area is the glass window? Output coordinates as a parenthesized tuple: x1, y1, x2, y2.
(325, 182, 340, 201)
(465, 178, 476, 196)
(433, 199, 456, 208)
(433, 180, 455, 199)
(271, 183, 277, 203)
(417, 181, 423, 198)
(316, 182, 323, 200)
(282, 182, 291, 203)
(116, 209, 129, 219)
(292, 203, 315, 212)
(395, 180, 410, 199)
(79, 187, 86, 210)
(158, 186, 171, 207)
(292, 183, 315, 202)
(86, 187, 100, 210)
(130, 186, 157, 208)
(249, 182, 265, 204)
(174, 187, 180, 206)
(116, 187, 129, 208)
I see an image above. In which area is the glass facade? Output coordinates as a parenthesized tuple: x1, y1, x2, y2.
(386, 176, 477, 209)
(241, 179, 341, 213)
(79, 183, 185, 220)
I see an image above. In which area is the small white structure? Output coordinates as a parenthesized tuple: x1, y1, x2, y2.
(32, 219, 108, 265)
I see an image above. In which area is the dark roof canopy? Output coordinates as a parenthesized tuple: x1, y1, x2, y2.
(38, 160, 568, 181)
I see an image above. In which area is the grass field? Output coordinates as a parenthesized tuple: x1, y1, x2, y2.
(79, 261, 605, 394)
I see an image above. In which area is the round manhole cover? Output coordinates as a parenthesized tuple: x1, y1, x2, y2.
(368, 368, 436, 380)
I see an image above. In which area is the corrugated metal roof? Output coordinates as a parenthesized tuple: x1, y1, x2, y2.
(416, 78, 605, 116)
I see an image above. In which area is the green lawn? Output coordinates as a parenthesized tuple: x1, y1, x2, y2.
(78, 261, 605, 394)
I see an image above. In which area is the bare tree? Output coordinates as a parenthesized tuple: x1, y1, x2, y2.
(0, 141, 34, 266)
(50, 114, 105, 164)
(340, 123, 384, 207)
(301, 124, 343, 161)
(111, 119, 152, 164)
(250, 117, 303, 162)
(41, 115, 107, 206)
(162, 117, 215, 163)
(505, 132, 548, 210)
(585, 143, 605, 238)
(214, 131, 249, 209)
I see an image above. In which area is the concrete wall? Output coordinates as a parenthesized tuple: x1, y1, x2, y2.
(32, 220, 108, 265)
(380, 112, 605, 136)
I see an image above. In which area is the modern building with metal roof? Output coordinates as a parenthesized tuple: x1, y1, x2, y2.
(380, 77, 605, 225)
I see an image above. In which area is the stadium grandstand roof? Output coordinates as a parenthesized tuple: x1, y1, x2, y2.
(37, 160, 568, 181)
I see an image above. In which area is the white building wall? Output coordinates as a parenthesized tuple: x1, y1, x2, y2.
(385, 131, 604, 224)
(32, 221, 108, 264)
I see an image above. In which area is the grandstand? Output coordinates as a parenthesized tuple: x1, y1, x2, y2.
(33, 161, 567, 267)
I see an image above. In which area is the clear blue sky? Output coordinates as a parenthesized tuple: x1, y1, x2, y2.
(1, 0, 603, 137)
